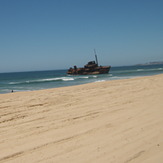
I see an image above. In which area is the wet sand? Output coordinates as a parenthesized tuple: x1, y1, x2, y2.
(0, 74, 163, 163)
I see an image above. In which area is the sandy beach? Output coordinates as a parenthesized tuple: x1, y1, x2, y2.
(0, 74, 163, 163)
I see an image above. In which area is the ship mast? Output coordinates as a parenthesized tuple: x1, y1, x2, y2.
(94, 49, 98, 66)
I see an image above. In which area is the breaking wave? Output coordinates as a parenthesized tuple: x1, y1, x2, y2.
(136, 68, 163, 72)
(8, 75, 98, 85)
(9, 77, 74, 85)
(113, 67, 163, 75)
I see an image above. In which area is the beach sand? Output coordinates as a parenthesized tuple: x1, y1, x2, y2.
(0, 74, 163, 163)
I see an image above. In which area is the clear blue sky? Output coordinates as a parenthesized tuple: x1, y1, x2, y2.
(0, 0, 163, 72)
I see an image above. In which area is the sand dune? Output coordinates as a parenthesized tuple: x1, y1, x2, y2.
(0, 74, 163, 163)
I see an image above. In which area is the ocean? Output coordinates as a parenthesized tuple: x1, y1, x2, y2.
(0, 64, 163, 94)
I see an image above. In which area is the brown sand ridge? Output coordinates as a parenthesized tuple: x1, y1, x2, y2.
(0, 74, 163, 163)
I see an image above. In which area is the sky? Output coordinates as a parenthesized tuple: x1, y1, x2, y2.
(0, 0, 163, 73)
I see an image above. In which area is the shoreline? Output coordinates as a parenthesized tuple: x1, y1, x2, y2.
(0, 74, 163, 162)
(1, 73, 163, 95)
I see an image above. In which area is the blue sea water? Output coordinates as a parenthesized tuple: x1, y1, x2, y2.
(0, 64, 163, 94)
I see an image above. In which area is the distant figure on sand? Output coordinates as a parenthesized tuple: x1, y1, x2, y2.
(11, 90, 13, 93)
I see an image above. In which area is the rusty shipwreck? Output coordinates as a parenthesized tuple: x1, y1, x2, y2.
(67, 53, 111, 75)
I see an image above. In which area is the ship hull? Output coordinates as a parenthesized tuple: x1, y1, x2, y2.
(67, 66, 111, 75)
